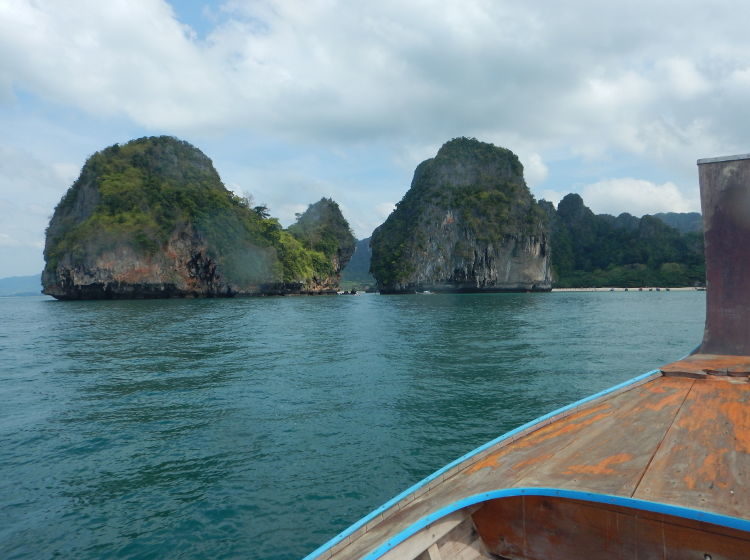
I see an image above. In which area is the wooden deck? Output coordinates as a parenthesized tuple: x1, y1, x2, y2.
(315, 354, 750, 559)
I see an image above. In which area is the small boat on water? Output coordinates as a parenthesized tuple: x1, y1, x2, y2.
(304, 154, 750, 560)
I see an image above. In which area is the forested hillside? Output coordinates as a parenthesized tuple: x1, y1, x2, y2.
(547, 194, 704, 287)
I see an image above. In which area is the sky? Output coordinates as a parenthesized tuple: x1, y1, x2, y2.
(2, 0, 750, 277)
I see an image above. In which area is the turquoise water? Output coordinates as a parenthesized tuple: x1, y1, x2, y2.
(1, 291, 705, 559)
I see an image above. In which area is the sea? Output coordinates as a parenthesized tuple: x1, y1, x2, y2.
(0, 291, 705, 560)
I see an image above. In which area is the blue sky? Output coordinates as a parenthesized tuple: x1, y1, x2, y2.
(3, 0, 750, 277)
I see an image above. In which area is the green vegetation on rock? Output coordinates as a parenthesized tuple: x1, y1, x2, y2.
(43, 136, 354, 298)
(370, 137, 551, 293)
(287, 198, 356, 282)
(548, 194, 704, 287)
(367, 137, 703, 291)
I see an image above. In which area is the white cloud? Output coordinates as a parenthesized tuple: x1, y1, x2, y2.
(375, 202, 396, 220)
(0, 145, 72, 274)
(0, 0, 232, 129)
(581, 178, 699, 217)
(538, 189, 563, 207)
(520, 153, 548, 187)
(277, 203, 308, 226)
(658, 58, 711, 99)
(5, 0, 750, 274)
(2, 0, 750, 161)
(728, 67, 750, 88)
(51, 163, 80, 185)
(0, 233, 22, 247)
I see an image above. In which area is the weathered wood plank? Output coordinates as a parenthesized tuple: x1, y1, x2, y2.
(453, 537, 490, 560)
(633, 379, 750, 518)
(377, 509, 468, 560)
(425, 543, 442, 560)
(662, 353, 750, 377)
(697, 155, 750, 356)
(509, 377, 692, 495)
(434, 517, 475, 557)
(457, 377, 688, 496)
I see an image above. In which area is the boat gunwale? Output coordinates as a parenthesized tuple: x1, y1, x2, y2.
(361, 487, 750, 560)
(303, 368, 662, 560)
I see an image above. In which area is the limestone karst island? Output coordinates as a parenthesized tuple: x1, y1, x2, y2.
(42, 136, 705, 299)
(42, 136, 355, 299)
(370, 138, 551, 293)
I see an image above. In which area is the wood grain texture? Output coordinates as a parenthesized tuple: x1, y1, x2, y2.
(473, 495, 750, 560)
(511, 377, 692, 495)
(633, 379, 750, 518)
(661, 353, 750, 377)
(377, 509, 468, 560)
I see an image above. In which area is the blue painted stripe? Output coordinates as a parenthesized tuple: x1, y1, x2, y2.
(362, 488, 750, 560)
(302, 368, 661, 560)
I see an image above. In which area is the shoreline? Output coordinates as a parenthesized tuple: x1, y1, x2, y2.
(552, 286, 705, 292)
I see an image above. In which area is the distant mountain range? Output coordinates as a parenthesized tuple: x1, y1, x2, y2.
(340, 238, 375, 289)
(0, 274, 42, 296)
(652, 212, 702, 233)
(547, 197, 704, 288)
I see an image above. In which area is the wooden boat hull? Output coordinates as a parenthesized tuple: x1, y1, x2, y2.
(474, 493, 750, 560)
(374, 491, 750, 560)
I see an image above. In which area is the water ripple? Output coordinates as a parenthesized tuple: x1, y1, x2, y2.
(1, 292, 704, 559)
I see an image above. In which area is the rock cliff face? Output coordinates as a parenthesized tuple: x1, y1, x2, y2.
(43, 222, 272, 299)
(43, 136, 352, 299)
(370, 138, 551, 293)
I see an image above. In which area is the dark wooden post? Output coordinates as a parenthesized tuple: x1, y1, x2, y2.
(697, 154, 750, 355)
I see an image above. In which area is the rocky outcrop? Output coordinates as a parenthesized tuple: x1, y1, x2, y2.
(43, 136, 352, 299)
(43, 223, 267, 299)
(288, 198, 356, 287)
(370, 138, 551, 293)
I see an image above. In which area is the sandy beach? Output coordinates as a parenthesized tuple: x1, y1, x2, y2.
(552, 287, 704, 292)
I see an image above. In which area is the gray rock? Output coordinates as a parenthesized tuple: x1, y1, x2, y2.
(370, 138, 551, 293)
